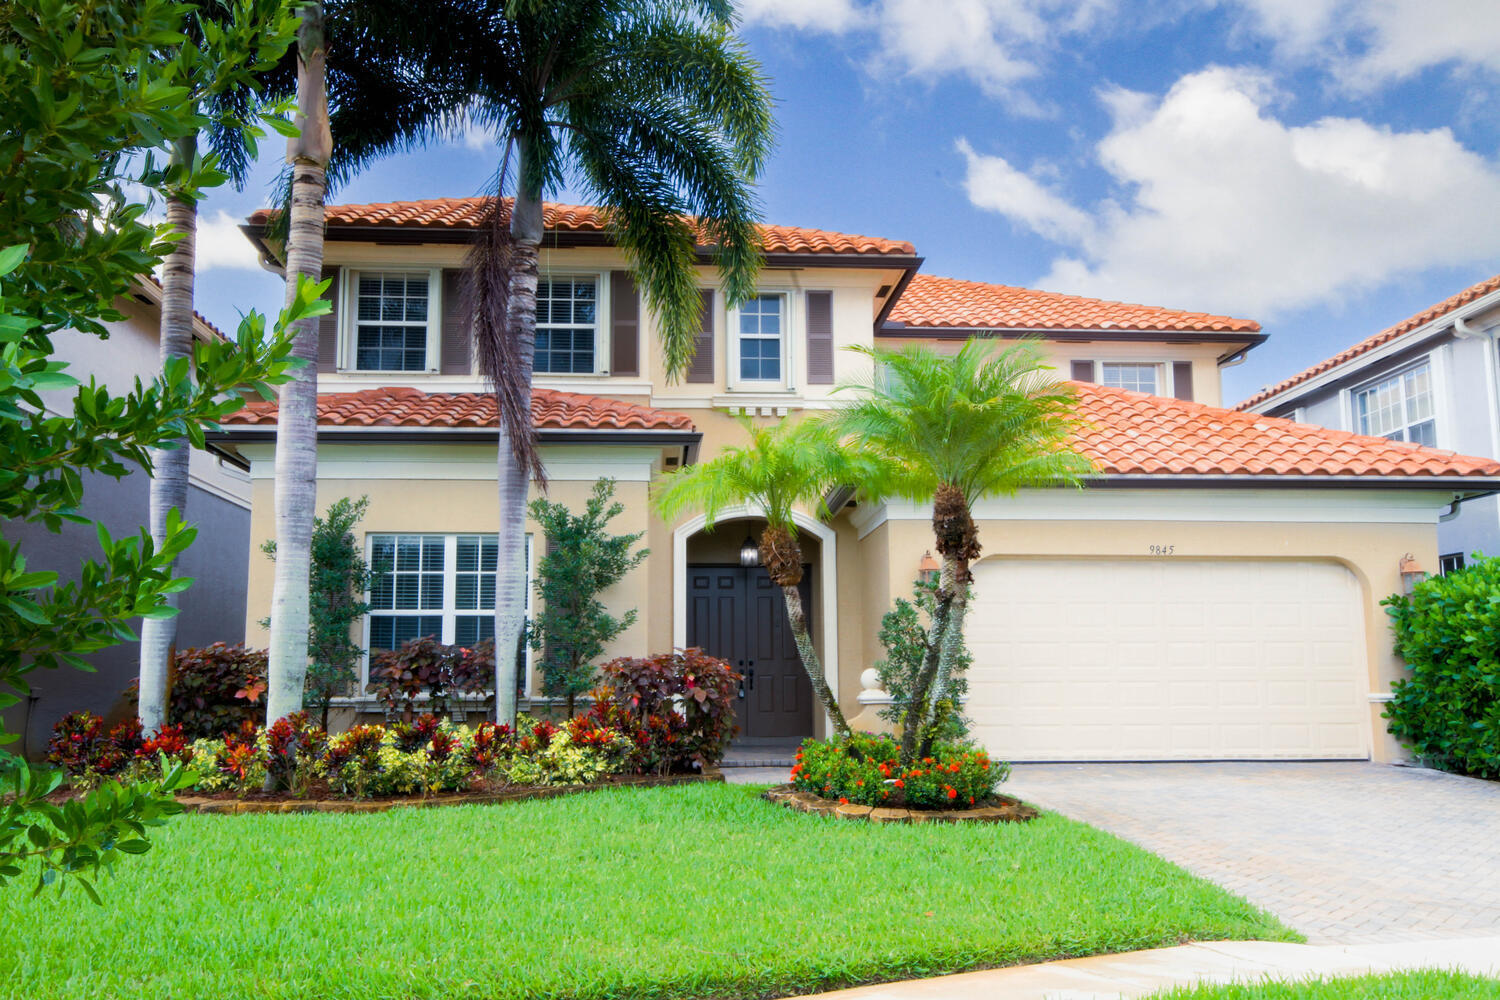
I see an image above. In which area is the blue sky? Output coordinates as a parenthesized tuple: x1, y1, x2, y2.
(193, 0, 1500, 404)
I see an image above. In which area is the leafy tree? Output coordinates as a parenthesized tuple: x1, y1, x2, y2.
(837, 340, 1092, 763)
(0, 0, 316, 896)
(262, 497, 373, 729)
(460, 0, 775, 724)
(874, 577, 970, 741)
(528, 480, 648, 718)
(653, 417, 853, 739)
(138, 0, 298, 733)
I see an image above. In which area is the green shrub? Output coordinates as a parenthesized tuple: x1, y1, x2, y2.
(1383, 556, 1500, 778)
(875, 578, 971, 739)
(790, 732, 1008, 810)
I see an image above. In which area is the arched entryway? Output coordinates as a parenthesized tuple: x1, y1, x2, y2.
(672, 509, 839, 741)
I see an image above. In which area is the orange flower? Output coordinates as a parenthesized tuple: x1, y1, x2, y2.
(839, 797, 849, 805)
(855, 779, 864, 787)
(893, 779, 904, 788)
(945, 785, 958, 800)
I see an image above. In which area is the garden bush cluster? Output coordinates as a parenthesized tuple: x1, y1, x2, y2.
(1384, 556, 1500, 779)
(124, 643, 269, 741)
(789, 732, 1008, 810)
(367, 637, 494, 716)
(51, 649, 740, 799)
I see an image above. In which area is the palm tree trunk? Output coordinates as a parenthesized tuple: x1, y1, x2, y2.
(780, 582, 851, 740)
(137, 135, 198, 734)
(492, 174, 542, 727)
(899, 563, 953, 765)
(266, 4, 332, 726)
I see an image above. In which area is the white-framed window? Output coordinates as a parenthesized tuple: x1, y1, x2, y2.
(535, 274, 603, 374)
(1100, 362, 1162, 395)
(363, 532, 532, 693)
(732, 291, 789, 386)
(1353, 361, 1436, 447)
(347, 269, 441, 372)
(1439, 552, 1466, 575)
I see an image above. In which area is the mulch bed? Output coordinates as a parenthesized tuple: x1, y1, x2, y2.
(165, 768, 722, 815)
(761, 783, 1038, 824)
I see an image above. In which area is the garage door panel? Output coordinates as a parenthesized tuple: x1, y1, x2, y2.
(966, 558, 1369, 761)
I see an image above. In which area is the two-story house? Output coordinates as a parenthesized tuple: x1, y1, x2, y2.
(6, 278, 256, 759)
(215, 197, 1500, 764)
(1239, 272, 1500, 570)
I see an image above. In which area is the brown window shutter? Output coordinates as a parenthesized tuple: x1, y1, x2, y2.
(316, 267, 340, 373)
(1070, 359, 1095, 382)
(609, 271, 639, 376)
(440, 268, 472, 375)
(1172, 361, 1194, 401)
(686, 288, 715, 384)
(805, 290, 834, 385)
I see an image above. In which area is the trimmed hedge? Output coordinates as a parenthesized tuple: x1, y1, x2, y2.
(1383, 555, 1500, 778)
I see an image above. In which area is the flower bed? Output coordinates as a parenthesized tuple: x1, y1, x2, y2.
(785, 732, 1029, 817)
(46, 649, 741, 805)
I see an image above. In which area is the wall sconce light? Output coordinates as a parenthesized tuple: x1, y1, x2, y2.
(739, 534, 760, 568)
(918, 550, 940, 583)
(1399, 553, 1427, 595)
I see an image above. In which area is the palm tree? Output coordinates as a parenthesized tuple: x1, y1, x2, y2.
(462, 0, 773, 724)
(653, 417, 851, 739)
(264, 3, 334, 725)
(138, 1, 295, 733)
(260, 0, 486, 724)
(837, 340, 1093, 761)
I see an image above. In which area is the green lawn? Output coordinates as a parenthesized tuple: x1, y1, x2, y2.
(3, 783, 1295, 1000)
(1146, 971, 1500, 999)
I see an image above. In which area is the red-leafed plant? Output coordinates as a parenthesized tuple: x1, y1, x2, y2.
(137, 724, 192, 764)
(389, 713, 442, 753)
(125, 643, 269, 740)
(599, 649, 738, 771)
(465, 721, 512, 772)
(369, 638, 495, 718)
(264, 712, 327, 793)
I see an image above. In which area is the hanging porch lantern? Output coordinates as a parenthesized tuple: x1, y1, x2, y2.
(739, 534, 760, 567)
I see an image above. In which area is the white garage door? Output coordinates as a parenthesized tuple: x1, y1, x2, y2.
(965, 559, 1369, 761)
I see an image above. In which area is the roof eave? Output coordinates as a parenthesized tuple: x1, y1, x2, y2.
(1084, 473, 1500, 493)
(879, 324, 1267, 352)
(208, 425, 702, 447)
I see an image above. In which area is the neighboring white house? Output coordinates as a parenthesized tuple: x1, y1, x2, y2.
(1238, 272, 1500, 569)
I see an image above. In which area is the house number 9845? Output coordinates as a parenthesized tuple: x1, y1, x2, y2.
(1149, 544, 1175, 556)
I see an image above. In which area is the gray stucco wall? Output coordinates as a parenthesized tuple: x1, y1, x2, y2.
(2, 470, 249, 759)
(1260, 325, 1500, 563)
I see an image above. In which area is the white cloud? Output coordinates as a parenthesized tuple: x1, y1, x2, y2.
(960, 66, 1500, 318)
(194, 210, 263, 272)
(741, 0, 1110, 110)
(739, 0, 860, 32)
(956, 138, 1093, 243)
(1222, 0, 1500, 88)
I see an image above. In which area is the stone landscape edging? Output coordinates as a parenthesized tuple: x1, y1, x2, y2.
(175, 768, 722, 815)
(761, 783, 1038, 824)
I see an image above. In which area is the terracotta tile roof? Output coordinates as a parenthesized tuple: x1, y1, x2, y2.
(886, 273, 1261, 334)
(1238, 271, 1500, 411)
(246, 197, 917, 257)
(221, 385, 695, 432)
(1075, 381, 1500, 479)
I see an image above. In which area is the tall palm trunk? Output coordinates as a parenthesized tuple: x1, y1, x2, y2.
(758, 525, 851, 740)
(137, 135, 198, 734)
(492, 173, 542, 726)
(266, 4, 332, 726)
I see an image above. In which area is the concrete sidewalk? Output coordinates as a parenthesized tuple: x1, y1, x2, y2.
(792, 936, 1500, 999)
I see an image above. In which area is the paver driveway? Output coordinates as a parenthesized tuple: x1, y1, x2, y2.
(1006, 761, 1500, 944)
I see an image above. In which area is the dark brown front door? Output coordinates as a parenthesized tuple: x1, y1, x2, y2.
(687, 564, 814, 739)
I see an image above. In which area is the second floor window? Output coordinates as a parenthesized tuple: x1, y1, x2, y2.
(1354, 362, 1435, 447)
(354, 272, 431, 371)
(737, 293, 785, 383)
(536, 277, 599, 374)
(1100, 362, 1160, 395)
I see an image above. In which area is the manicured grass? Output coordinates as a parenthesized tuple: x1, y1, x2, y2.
(1146, 971, 1500, 999)
(4, 783, 1295, 1000)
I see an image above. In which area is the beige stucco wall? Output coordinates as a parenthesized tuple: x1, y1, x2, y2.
(863, 505, 1439, 763)
(875, 335, 1232, 408)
